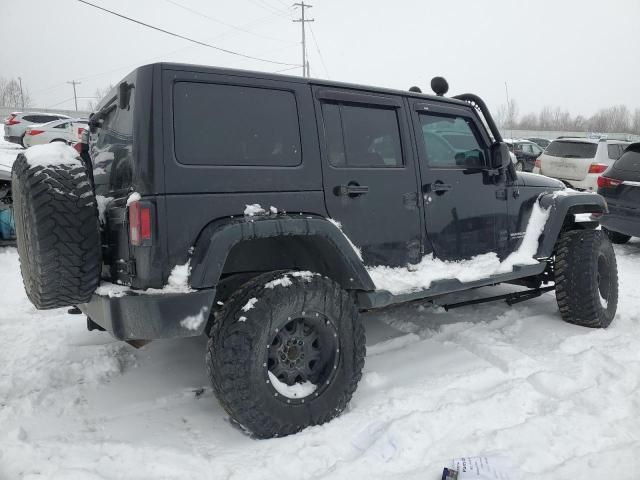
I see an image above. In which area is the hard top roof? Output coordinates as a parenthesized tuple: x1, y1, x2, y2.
(154, 62, 472, 108)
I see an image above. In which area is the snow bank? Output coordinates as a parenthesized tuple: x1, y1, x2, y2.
(3, 242, 640, 479)
(369, 201, 550, 295)
(23, 142, 81, 167)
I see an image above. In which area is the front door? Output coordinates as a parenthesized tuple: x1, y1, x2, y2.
(314, 88, 422, 267)
(410, 100, 509, 261)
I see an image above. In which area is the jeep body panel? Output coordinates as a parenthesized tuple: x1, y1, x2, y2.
(189, 215, 375, 291)
(84, 62, 608, 342)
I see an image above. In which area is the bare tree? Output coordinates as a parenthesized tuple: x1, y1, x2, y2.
(632, 109, 640, 134)
(538, 106, 554, 130)
(517, 113, 538, 130)
(86, 84, 114, 111)
(0, 77, 31, 108)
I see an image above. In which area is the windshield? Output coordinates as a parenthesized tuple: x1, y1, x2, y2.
(545, 140, 597, 158)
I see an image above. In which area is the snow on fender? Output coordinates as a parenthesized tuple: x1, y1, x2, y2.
(11, 143, 101, 309)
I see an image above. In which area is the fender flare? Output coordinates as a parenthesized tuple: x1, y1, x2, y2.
(189, 215, 376, 291)
(537, 191, 607, 258)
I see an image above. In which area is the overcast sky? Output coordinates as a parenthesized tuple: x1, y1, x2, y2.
(1, 0, 638, 116)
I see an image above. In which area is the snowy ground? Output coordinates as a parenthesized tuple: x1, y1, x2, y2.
(2, 136, 640, 479)
(1, 243, 640, 479)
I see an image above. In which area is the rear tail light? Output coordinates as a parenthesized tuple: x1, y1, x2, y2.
(597, 176, 622, 189)
(5, 115, 20, 125)
(73, 142, 83, 154)
(128, 200, 152, 246)
(77, 127, 85, 139)
(588, 163, 608, 174)
(27, 129, 44, 135)
(534, 158, 541, 169)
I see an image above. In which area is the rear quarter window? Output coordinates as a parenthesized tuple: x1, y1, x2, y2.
(173, 82, 301, 167)
(90, 94, 135, 195)
(613, 149, 640, 172)
(545, 141, 597, 158)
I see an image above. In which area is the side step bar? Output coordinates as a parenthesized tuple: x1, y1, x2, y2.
(442, 285, 555, 311)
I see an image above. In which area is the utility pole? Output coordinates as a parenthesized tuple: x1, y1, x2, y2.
(67, 80, 81, 111)
(18, 77, 24, 110)
(293, 2, 314, 77)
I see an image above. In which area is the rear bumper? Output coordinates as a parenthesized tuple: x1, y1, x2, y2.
(3, 135, 22, 145)
(537, 174, 597, 192)
(79, 288, 216, 340)
(600, 210, 640, 238)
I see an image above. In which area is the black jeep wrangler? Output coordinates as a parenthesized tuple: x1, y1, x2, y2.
(11, 63, 618, 438)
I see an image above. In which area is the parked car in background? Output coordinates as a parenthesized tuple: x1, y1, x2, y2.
(22, 118, 89, 148)
(504, 139, 544, 171)
(528, 137, 552, 149)
(0, 163, 14, 245)
(3, 112, 71, 146)
(533, 137, 630, 191)
(597, 143, 640, 244)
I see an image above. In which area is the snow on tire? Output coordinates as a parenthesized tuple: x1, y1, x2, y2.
(554, 229, 618, 328)
(11, 145, 101, 309)
(206, 270, 365, 438)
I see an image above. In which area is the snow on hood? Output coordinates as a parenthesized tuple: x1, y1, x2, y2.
(23, 143, 82, 168)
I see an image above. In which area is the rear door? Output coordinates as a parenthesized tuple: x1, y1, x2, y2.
(608, 148, 640, 212)
(540, 140, 598, 180)
(409, 99, 509, 261)
(314, 88, 422, 267)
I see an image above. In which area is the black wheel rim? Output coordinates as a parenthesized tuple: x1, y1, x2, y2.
(266, 312, 339, 404)
(596, 253, 610, 309)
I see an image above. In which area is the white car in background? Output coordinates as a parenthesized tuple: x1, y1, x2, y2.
(3, 112, 71, 146)
(22, 118, 88, 148)
(533, 137, 630, 191)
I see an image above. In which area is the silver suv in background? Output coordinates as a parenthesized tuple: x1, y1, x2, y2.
(533, 137, 630, 191)
(3, 112, 71, 146)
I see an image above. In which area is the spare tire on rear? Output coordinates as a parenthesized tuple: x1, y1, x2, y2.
(11, 144, 101, 309)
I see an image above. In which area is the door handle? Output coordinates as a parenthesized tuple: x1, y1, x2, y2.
(426, 182, 453, 194)
(334, 183, 369, 197)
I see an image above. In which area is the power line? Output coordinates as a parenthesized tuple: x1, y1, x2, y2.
(163, 0, 295, 44)
(309, 25, 329, 79)
(76, 0, 301, 67)
(293, 2, 314, 77)
(248, 0, 292, 18)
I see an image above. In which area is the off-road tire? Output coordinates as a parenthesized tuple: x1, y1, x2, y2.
(11, 152, 101, 309)
(554, 229, 618, 328)
(603, 228, 631, 245)
(206, 271, 365, 438)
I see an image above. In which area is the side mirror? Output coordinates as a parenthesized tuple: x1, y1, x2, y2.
(490, 142, 512, 170)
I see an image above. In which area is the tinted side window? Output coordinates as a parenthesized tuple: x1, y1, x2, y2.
(321, 102, 403, 168)
(54, 122, 68, 129)
(418, 113, 485, 168)
(608, 144, 622, 160)
(614, 149, 640, 172)
(22, 115, 38, 122)
(173, 82, 301, 167)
